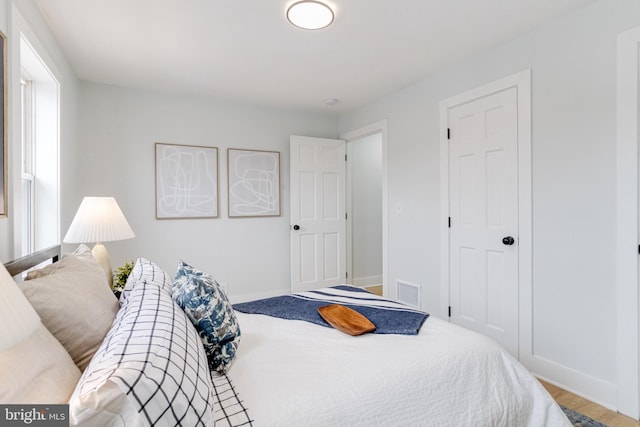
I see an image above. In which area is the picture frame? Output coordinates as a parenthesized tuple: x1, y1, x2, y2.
(155, 143, 218, 219)
(0, 32, 7, 218)
(227, 148, 280, 217)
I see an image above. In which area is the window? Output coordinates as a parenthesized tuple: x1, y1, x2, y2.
(19, 36, 60, 256)
(20, 77, 35, 254)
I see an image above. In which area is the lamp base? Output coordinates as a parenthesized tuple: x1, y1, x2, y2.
(91, 243, 113, 288)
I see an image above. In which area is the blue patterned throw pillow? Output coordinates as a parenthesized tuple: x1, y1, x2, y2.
(172, 261, 241, 373)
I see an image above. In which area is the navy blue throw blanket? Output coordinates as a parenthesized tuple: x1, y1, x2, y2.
(233, 285, 429, 335)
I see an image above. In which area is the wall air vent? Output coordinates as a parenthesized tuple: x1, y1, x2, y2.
(396, 280, 421, 308)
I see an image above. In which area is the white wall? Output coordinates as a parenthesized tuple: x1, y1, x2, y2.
(339, 0, 637, 408)
(0, 0, 78, 262)
(349, 133, 382, 285)
(75, 82, 338, 299)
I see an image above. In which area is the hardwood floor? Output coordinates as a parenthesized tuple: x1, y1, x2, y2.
(363, 284, 382, 295)
(539, 379, 639, 427)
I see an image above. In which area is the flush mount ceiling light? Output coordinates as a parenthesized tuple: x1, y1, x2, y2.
(287, 1, 334, 30)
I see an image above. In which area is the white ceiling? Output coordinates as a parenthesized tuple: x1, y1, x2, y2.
(34, 0, 597, 113)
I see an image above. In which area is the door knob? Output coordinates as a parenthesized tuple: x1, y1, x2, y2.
(293, 225, 300, 231)
(502, 236, 515, 246)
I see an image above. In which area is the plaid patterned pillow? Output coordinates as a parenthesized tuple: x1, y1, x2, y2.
(173, 261, 241, 373)
(119, 257, 173, 303)
(70, 280, 216, 426)
(120, 258, 171, 304)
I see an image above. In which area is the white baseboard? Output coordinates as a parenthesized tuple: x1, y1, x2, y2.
(522, 354, 617, 411)
(229, 288, 289, 304)
(352, 275, 382, 287)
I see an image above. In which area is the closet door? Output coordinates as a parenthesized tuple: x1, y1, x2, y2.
(447, 87, 519, 357)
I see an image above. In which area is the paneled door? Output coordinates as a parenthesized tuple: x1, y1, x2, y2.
(290, 136, 346, 293)
(447, 87, 519, 357)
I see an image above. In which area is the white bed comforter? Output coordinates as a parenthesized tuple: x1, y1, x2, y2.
(228, 313, 571, 427)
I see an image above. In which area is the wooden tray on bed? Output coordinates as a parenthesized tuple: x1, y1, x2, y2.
(318, 304, 376, 336)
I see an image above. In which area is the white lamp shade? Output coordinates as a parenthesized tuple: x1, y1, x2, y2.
(0, 264, 41, 350)
(63, 197, 135, 243)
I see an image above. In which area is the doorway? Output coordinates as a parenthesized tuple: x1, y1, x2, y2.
(346, 133, 383, 292)
(341, 120, 389, 296)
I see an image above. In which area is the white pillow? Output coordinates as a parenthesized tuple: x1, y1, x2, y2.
(0, 262, 80, 403)
(69, 277, 216, 426)
(0, 322, 81, 403)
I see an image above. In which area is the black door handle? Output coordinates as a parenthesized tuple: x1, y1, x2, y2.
(502, 236, 515, 246)
(293, 225, 300, 231)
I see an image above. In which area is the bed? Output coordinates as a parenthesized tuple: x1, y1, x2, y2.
(0, 244, 572, 426)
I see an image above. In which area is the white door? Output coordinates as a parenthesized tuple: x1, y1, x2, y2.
(290, 136, 346, 293)
(447, 87, 519, 357)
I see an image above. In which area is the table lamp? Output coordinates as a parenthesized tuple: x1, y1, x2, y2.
(63, 197, 135, 286)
